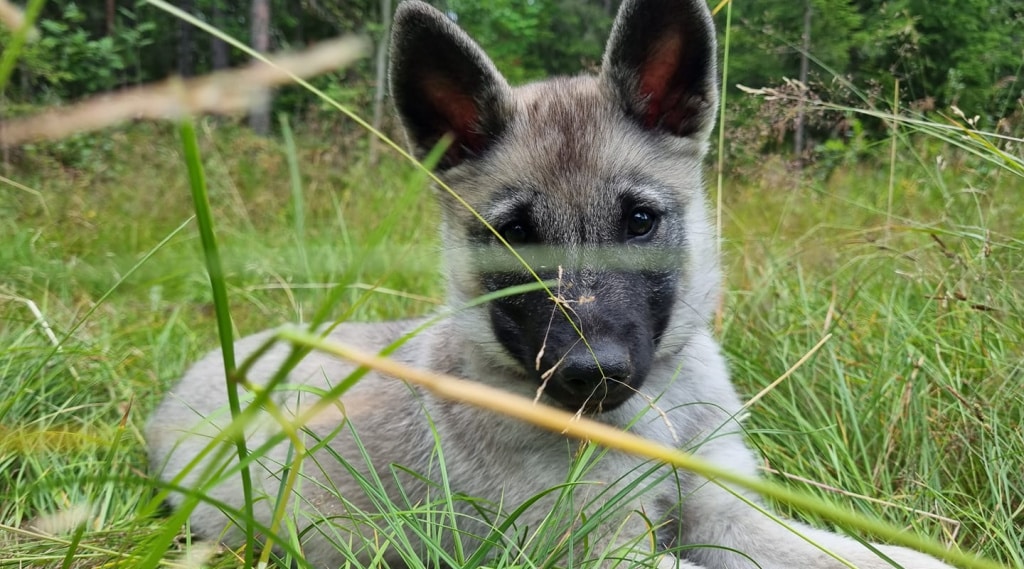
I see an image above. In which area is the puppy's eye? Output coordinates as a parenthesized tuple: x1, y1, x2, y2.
(626, 208, 657, 239)
(499, 220, 532, 245)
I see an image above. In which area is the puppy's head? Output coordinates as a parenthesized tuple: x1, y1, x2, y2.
(390, 0, 720, 413)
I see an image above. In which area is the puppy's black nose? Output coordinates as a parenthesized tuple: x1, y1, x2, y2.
(546, 340, 635, 412)
(557, 343, 630, 391)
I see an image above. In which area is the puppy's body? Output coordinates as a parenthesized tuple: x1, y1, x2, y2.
(149, 319, 740, 566)
(147, 1, 955, 567)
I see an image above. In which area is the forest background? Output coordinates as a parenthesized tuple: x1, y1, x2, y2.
(4, 0, 1022, 157)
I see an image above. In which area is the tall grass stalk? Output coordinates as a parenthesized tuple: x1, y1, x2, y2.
(713, 0, 732, 259)
(176, 118, 254, 567)
(0, 0, 46, 91)
(886, 79, 899, 240)
(713, 0, 733, 334)
(279, 114, 312, 281)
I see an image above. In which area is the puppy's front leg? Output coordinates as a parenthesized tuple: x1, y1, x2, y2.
(653, 554, 706, 569)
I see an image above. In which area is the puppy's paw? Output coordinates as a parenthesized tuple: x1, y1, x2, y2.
(654, 553, 706, 569)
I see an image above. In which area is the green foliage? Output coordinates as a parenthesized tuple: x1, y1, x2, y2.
(860, 0, 1024, 119)
(727, 0, 1024, 122)
(3, 0, 1020, 154)
(4, 3, 154, 102)
(446, 0, 613, 84)
(815, 116, 870, 169)
(727, 0, 864, 89)
(18, 131, 118, 171)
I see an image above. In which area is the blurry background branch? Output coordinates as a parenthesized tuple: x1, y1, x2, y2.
(0, 37, 367, 146)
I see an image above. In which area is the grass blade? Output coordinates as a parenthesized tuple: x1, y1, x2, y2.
(176, 117, 254, 567)
(0, 0, 45, 92)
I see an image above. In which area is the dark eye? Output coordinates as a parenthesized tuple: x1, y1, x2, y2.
(499, 220, 532, 245)
(626, 208, 657, 239)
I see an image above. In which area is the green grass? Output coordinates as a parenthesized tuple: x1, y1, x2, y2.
(720, 153, 1023, 566)
(1, 115, 1022, 568)
(0, 120, 443, 568)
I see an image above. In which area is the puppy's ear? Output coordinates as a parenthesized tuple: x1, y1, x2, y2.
(389, 1, 513, 170)
(601, 0, 719, 139)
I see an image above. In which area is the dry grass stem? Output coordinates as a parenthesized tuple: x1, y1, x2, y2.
(0, 293, 80, 380)
(743, 333, 832, 410)
(277, 328, 720, 469)
(763, 467, 962, 542)
(277, 328, 1003, 569)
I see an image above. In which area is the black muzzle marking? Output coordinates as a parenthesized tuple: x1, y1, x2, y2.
(481, 250, 679, 413)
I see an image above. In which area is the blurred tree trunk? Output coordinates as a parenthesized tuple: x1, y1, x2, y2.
(368, 0, 393, 164)
(177, 0, 195, 77)
(249, 0, 272, 135)
(211, 0, 230, 70)
(291, 0, 305, 45)
(106, 0, 116, 35)
(794, 0, 811, 163)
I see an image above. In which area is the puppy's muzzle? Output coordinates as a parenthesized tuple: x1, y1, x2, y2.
(543, 339, 637, 413)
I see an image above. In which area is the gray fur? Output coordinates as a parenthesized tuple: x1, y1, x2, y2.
(146, 0, 956, 567)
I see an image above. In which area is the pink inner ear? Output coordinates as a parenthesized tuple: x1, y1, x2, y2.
(424, 77, 485, 153)
(638, 35, 684, 129)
